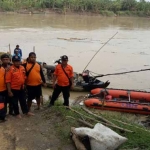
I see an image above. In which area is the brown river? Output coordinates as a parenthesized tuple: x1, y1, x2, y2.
(0, 14, 150, 97)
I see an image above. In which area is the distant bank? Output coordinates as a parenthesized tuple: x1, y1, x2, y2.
(0, 0, 150, 17)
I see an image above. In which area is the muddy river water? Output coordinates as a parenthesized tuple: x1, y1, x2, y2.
(0, 14, 150, 98)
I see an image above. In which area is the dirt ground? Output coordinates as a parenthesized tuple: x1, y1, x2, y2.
(0, 106, 76, 150)
(1, 88, 150, 150)
(0, 87, 87, 150)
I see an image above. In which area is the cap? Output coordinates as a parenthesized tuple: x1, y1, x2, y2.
(61, 55, 68, 61)
(12, 55, 21, 61)
(1, 54, 10, 60)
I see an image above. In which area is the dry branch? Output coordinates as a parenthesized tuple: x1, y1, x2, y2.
(66, 116, 94, 128)
(113, 119, 150, 133)
(69, 107, 133, 133)
(78, 119, 94, 128)
(82, 107, 115, 126)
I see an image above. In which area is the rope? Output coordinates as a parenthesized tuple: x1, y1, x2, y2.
(93, 68, 150, 78)
(102, 87, 150, 93)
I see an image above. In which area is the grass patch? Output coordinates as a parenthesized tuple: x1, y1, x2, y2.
(43, 100, 150, 149)
(0, 52, 5, 57)
(0, 1, 15, 11)
(0, 52, 11, 58)
(99, 10, 115, 16)
(116, 11, 149, 17)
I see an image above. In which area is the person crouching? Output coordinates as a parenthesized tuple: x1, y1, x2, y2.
(5, 56, 34, 118)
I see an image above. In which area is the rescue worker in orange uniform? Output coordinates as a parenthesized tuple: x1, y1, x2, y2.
(22, 52, 46, 111)
(48, 55, 74, 107)
(0, 54, 14, 117)
(0, 56, 7, 121)
(6, 55, 34, 118)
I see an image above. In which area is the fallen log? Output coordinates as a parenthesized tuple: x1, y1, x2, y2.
(71, 127, 86, 150)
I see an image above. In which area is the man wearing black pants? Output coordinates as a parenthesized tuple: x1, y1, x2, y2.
(50, 85, 70, 106)
(9, 90, 28, 116)
(48, 55, 74, 107)
(6, 56, 34, 118)
(0, 54, 14, 115)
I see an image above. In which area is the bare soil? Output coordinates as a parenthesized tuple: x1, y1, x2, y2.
(0, 107, 76, 150)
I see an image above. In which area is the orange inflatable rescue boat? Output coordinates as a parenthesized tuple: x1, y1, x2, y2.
(84, 88, 150, 115)
(90, 88, 150, 102)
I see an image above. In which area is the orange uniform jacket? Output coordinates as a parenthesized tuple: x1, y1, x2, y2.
(5, 65, 26, 90)
(0, 67, 6, 92)
(25, 63, 46, 86)
(54, 64, 74, 86)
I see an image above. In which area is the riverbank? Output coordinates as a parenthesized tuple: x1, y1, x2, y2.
(0, 0, 150, 17)
(0, 100, 150, 150)
(0, 9, 150, 17)
(0, 0, 150, 18)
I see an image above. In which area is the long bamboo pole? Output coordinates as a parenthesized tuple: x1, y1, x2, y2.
(112, 119, 150, 133)
(66, 116, 94, 128)
(33, 46, 35, 53)
(82, 32, 118, 72)
(82, 107, 115, 126)
(9, 44, 11, 54)
(68, 107, 133, 133)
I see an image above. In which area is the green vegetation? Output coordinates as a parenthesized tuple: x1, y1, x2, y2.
(0, 52, 11, 59)
(0, 0, 150, 17)
(0, 52, 5, 56)
(43, 100, 150, 149)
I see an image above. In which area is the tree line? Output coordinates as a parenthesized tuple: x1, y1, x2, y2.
(0, 0, 150, 16)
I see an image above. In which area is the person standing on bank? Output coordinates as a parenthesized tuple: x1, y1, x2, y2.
(0, 54, 14, 116)
(0, 56, 7, 121)
(14, 45, 22, 58)
(23, 52, 46, 111)
(48, 55, 74, 107)
(13, 49, 22, 60)
(5, 55, 34, 118)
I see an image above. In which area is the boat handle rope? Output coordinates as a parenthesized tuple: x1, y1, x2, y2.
(91, 68, 150, 79)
